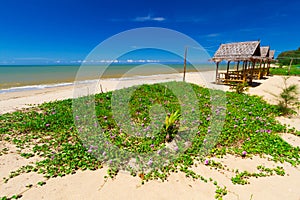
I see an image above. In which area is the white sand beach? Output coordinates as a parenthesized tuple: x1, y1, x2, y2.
(1, 72, 300, 200)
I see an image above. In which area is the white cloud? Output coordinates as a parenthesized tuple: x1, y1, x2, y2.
(205, 33, 220, 38)
(133, 14, 166, 22)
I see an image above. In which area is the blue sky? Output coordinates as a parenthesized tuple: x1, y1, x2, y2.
(1, 0, 299, 65)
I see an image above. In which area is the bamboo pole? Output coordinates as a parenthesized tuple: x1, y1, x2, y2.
(215, 62, 219, 83)
(183, 47, 187, 82)
(288, 58, 293, 75)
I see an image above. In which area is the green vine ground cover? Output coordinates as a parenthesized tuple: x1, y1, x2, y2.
(0, 81, 300, 199)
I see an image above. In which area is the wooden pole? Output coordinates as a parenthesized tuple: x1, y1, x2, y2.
(226, 61, 230, 73)
(215, 62, 219, 83)
(250, 61, 255, 85)
(288, 58, 293, 75)
(259, 60, 263, 79)
(243, 61, 247, 82)
(183, 47, 188, 82)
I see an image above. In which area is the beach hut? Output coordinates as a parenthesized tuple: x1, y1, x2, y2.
(212, 41, 261, 85)
(254, 46, 270, 79)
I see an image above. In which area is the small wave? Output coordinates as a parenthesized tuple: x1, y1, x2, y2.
(0, 82, 74, 94)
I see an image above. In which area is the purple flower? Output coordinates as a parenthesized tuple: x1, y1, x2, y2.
(45, 124, 50, 127)
(87, 149, 92, 153)
(103, 116, 107, 120)
(102, 151, 106, 156)
(52, 112, 56, 115)
(207, 129, 211, 133)
(75, 115, 79, 120)
(144, 117, 147, 121)
(242, 151, 247, 156)
(174, 146, 179, 152)
(203, 139, 207, 143)
(233, 125, 238, 128)
(206, 117, 210, 121)
(204, 159, 209, 165)
(150, 144, 154, 148)
(266, 130, 272, 134)
(147, 159, 153, 166)
(243, 118, 247, 121)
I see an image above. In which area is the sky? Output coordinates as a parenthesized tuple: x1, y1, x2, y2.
(0, 0, 300, 65)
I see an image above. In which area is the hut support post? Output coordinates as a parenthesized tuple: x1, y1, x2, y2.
(242, 61, 247, 82)
(226, 61, 230, 73)
(215, 62, 219, 84)
(250, 61, 256, 85)
(262, 62, 266, 76)
(259, 60, 263, 79)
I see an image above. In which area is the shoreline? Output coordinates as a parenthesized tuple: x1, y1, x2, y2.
(0, 68, 209, 93)
(0, 71, 225, 114)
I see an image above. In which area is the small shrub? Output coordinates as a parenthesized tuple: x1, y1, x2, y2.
(276, 77, 299, 115)
(164, 110, 180, 142)
(230, 82, 249, 94)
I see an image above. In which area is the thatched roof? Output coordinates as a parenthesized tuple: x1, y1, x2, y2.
(260, 46, 270, 58)
(269, 50, 275, 59)
(212, 41, 261, 62)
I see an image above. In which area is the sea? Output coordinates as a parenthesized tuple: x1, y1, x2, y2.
(0, 63, 220, 94)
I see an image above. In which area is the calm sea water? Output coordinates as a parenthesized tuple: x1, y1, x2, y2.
(0, 63, 217, 93)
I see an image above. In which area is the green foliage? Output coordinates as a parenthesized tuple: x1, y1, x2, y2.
(231, 166, 286, 185)
(0, 195, 22, 200)
(164, 110, 181, 142)
(277, 47, 300, 66)
(275, 77, 299, 115)
(165, 110, 180, 131)
(229, 82, 249, 94)
(1, 82, 300, 199)
(215, 186, 227, 200)
(270, 65, 300, 76)
(37, 181, 46, 186)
